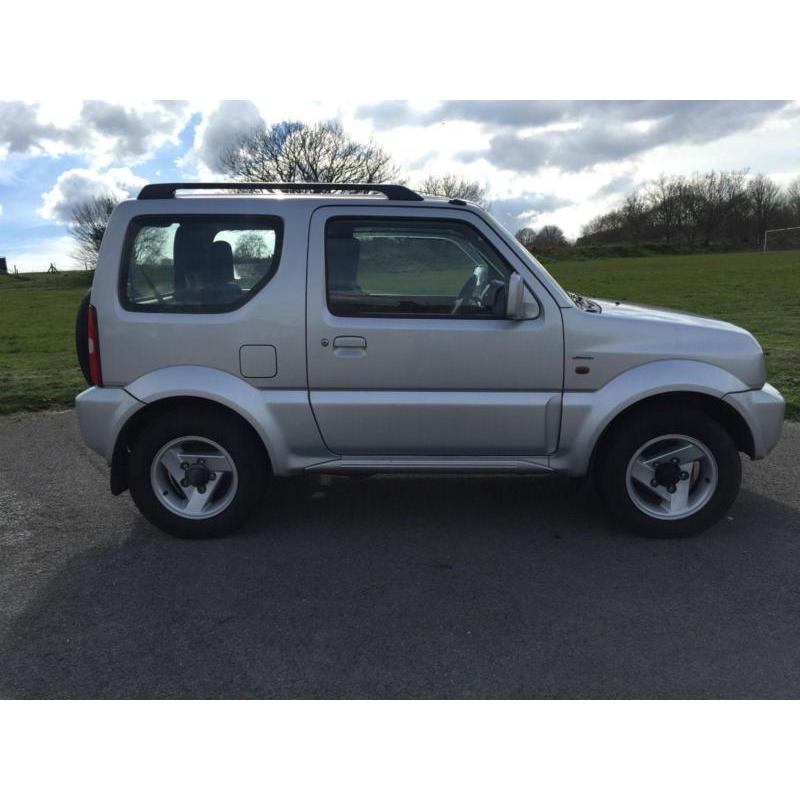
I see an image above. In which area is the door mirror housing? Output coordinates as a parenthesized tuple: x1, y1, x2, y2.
(506, 273, 524, 319)
(506, 273, 539, 319)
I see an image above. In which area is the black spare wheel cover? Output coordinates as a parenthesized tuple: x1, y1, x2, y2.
(75, 289, 92, 385)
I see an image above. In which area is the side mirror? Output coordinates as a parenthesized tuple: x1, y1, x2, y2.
(506, 273, 541, 320)
(506, 273, 525, 319)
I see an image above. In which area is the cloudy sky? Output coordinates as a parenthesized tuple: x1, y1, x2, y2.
(1, 99, 799, 269)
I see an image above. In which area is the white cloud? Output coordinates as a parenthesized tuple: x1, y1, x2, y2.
(0, 100, 193, 165)
(79, 100, 192, 166)
(180, 100, 264, 177)
(488, 192, 571, 233)
(39, 167, 148, 223)
(358, 101, 790, 174)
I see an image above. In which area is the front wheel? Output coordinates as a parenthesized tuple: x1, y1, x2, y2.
(597, 406, 742, 538)
(128, 406, 268, 538)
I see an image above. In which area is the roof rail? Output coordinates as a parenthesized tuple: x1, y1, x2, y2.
(137, 182, 424, 201)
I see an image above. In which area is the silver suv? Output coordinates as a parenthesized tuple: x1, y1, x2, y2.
(75, 182, 785, 539)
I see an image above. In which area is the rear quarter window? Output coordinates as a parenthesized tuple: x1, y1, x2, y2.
(120, 214, 283, 313)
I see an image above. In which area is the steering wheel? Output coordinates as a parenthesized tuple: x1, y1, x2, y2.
(450, 273, 477, 315)
(451, 266, 490, 315)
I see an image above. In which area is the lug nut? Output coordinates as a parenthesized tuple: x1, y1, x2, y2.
(198, 458, 206, 465)
(209, 472, 216, 481)
(671, 457, 679, 465)
(198, 485, 206, 494)
(680, 471, 689, 480)
(650, 479, 659, 487)
(667, 485, 676, 494)
(181, 462, 189, 470)
(180, 478, 189, 487)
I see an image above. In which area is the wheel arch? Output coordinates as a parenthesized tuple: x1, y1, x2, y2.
(587, 391, 755, 482)
(108, 365, 328, 494)
(110, 396, 271, 495)
(552, 359, 758, 477)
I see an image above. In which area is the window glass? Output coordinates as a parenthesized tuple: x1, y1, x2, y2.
(326, 218, 512, 318)
(123, 215, 282, 312)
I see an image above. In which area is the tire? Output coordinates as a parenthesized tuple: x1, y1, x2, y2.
(597, 405, 742, 538)
(75, 290, 92, 385)
(128, 405, 269, 539)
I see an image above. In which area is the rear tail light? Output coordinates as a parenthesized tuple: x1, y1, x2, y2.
(87, 304, 103, 386)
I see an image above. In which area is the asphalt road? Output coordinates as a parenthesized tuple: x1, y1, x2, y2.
(0, 410, 798, 698)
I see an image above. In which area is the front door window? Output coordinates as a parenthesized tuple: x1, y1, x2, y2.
(325, 218, 513, 318)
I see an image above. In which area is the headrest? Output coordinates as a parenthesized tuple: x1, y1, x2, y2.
(211, 240, 234, 283)
(327, 236, 361, 290)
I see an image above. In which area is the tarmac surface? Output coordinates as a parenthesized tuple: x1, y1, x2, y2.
(0, 411, 798, 698)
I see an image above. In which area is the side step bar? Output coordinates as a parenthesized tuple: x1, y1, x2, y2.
(305, 456, 552, 475)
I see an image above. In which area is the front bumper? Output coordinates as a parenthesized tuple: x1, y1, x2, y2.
(75, 386, 145, 463)
(723, 383, 785, 459)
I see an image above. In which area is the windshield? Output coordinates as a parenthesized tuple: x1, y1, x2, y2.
(484, 214, 575, 307)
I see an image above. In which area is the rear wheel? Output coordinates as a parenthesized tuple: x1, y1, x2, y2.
(597, 406, 741, 538)
(129, 406, 268, 538)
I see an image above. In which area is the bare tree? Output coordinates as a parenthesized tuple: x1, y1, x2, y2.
(417, 173, 489, 207)
(515, 227, 537, 247)
(69, 194, 118, 268)
(674, 176, 700, 245)
(132, 226, 169, 266)
(646, 175, 684, 244)
(219, 120, 398, 185)
(620, 193, 650, 244)
(787, 177, 800, 222)
(534, 225, 568, 249)
(747, 174, 783, 245)
(693, 170, 748, 246)
(234, 232, 269, 261)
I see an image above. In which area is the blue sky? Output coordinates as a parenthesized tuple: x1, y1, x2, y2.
(2, 100, 799, 270)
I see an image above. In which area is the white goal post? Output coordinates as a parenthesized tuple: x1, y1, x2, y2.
(763, 226, 800, 251)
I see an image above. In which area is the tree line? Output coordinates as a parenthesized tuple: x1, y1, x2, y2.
(579, 171, 800, 249)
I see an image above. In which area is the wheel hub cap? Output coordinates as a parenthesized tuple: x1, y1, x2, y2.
(184, 463, 211, 488)
(150, 436, 238, 520)
(625, 434, 718, 521)
(654, 461, 682, 488)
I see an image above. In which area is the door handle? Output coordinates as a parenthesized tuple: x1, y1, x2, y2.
(332, 336, 367, 358)
(332, 336, 366, 349)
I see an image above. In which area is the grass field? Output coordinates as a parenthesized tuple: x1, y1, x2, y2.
(0, 270, 92, 415)
(0, 249, 797, 419)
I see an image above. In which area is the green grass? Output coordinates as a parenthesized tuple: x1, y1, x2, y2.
(0, 250, 797, 419)
(0, 270, 93, 414)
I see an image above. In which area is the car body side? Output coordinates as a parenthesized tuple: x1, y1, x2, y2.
(76, 194, 784, 489)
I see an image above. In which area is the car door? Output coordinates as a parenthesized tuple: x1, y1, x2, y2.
(306, 205, 564, 456)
